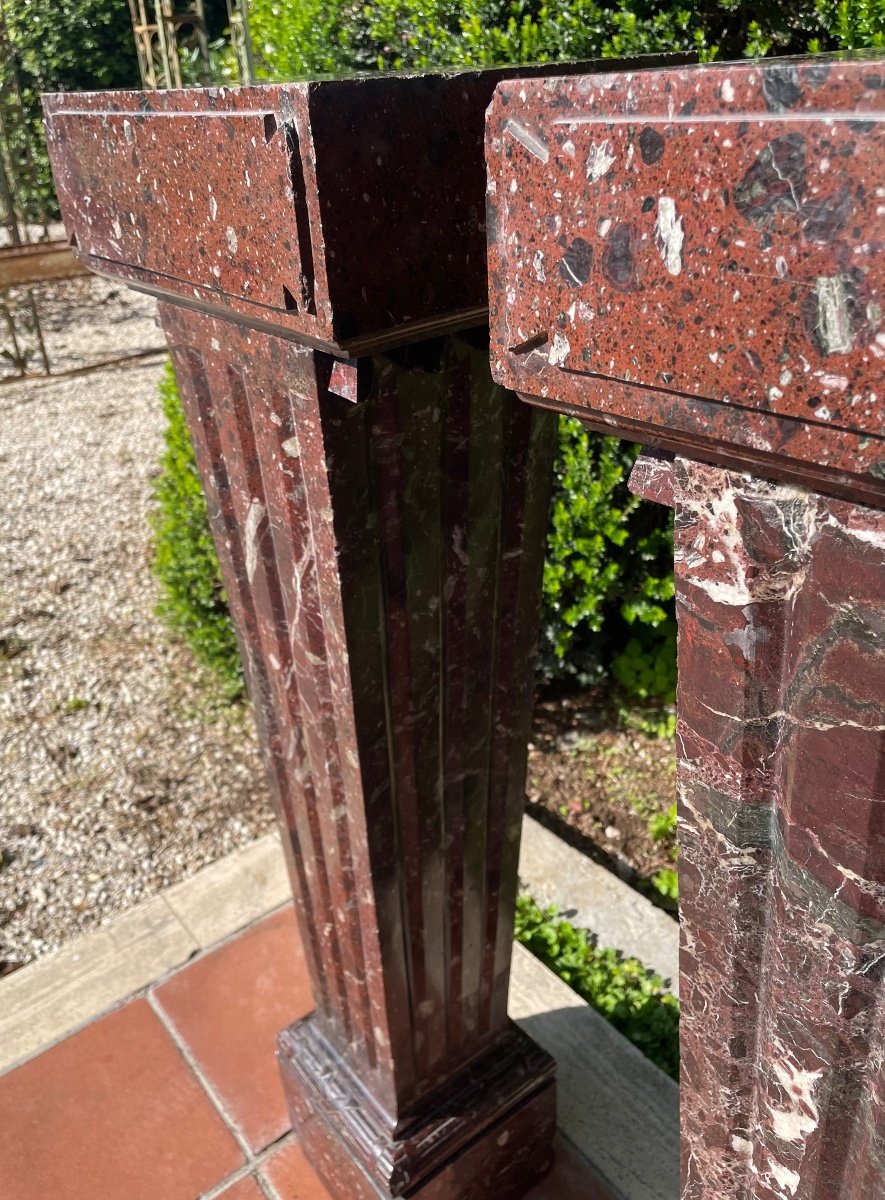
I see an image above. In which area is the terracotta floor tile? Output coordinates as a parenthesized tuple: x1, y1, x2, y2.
(0, 998, 243, 1200)
(216, 1175, 267, 1199)
(524, 1135, 617, 1200)
(261, 1138, 333, 1200)
(154, 907, 313, 1153)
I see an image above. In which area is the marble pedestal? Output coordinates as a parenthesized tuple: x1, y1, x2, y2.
(42, 73, 565, 1200)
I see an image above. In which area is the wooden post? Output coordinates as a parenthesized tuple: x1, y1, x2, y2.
(487, 56, 885, 1200)
(42, 72, 567, 1200)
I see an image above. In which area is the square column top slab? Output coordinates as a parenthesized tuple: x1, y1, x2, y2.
(44, 63, 684, 357)
(486, 55, 885, 506)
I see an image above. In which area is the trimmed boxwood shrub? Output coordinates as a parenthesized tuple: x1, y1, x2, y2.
(151, 361, 244, 697)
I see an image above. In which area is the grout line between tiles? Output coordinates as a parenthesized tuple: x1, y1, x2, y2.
(0, 897, 291, 1080)
(147, 989, 254, 1161)
(253, 1171, 279, 1200)
(256, 1169, 284, 1200)
(196, 1132, 296, 1200)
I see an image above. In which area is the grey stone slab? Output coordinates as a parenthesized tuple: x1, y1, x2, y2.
(509, 942, 679, 1200)
(0, 894, 196, 1074)
(519, 815, 679, 995)
(163, 832, 289, 949)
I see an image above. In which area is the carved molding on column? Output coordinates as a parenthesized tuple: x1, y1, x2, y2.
(43, 68, 568, 1200)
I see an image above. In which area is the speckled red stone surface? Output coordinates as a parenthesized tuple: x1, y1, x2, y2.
(43, 63, 658, 357)
(487, 56, 885, 505)
(160, 309, 558, 1197)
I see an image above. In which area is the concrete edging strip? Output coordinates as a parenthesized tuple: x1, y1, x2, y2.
(0, 832, 288, 1075)
(510, 942, 679, 1200)
(518, 813, 679, 995)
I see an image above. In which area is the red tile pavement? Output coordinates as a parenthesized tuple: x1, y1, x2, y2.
(217, 1176, 268, 1199)
(153, 906, 314, 1153)
(0, 998, 243, 1200)
(0, 907, 615, 1200)
(261, 1138, 332, 1200)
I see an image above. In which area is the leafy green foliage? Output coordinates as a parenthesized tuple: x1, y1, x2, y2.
(151, 362, 244, 697)
(540, 423, 676, 702)
(812, 0, 885, 48)
(514, 894, 679, 1079)
(648, 802, 677, 842)
(1, 0, 139, 220)
(248, 0, 838, 82)
(649, 867, 679, 902)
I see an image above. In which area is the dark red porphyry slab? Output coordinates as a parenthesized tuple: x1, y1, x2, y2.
(487, 56, 885, 505)
(46, 63, 686, 357)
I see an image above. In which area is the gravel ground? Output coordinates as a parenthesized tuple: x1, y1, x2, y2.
(0, 279, 273, 974)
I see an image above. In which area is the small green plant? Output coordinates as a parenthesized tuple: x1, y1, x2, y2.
(649, 868, 679, 903)
(540, 422, 676, 705)
(63, 695, 91, 713)
(648, 803, 677, 843)
(514, 894, 679, 1079)
(151, 362, 244, 697)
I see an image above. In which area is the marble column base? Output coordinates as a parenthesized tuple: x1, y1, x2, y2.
(279, 1017, 556, 1199)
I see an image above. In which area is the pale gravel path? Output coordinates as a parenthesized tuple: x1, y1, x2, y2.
(0, 280, 273, 972)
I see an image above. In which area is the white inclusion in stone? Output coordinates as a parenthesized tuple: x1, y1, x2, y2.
(769, 1163, 802, 1196)
(818, 374, 849, 391)
(244, 498, 266, 584)
(548, 332, 570, 366)
(721, 78, 735, 103)
(282, 436, 300, 458)
(209, 193, 218, 220)
(533, 250, 546, 282)
(586, 140, 616, 181)
(226, 225, 238, 254)
(767, 1056, 822, 1145)
(503, 119, 549, 163)
(655, 197, 684, 275)
(814, 275, 854, 354)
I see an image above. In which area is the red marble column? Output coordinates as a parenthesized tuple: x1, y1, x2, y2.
(632, 454, 885, 1200)
(43, 75, 563, 1200)
(487, 55, 885, 1200)
(163, 310, 557, 1198)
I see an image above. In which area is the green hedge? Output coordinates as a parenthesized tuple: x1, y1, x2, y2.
(247, 0, 857, 80)
(1, 0, 139, 222)
(539, 424, 675, 696)
(152, 362, 244, 696)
